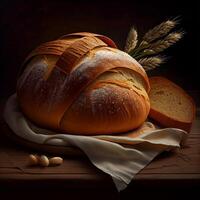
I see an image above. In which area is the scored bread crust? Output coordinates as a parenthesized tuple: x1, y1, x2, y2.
(149, 76, 196, 132)
(17, 33, 150, 135)
(59, 32, 118, 48)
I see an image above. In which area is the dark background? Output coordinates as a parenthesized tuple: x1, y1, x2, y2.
(0, 0, 199, 99)
(0, 1, 199, 199)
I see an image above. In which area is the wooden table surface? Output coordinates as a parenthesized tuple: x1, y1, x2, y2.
(0, 93, 200, 200)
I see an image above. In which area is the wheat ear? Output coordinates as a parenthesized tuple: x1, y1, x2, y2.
(148, 32, 184, 54)
(138, 56, 166, 71)
(124, 26, 138, 53)
(142, 19, 177, 43)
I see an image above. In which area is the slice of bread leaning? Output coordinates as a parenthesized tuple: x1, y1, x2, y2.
(149, 76, 196, 132)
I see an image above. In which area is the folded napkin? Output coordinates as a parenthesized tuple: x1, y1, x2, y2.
(4, 94, 187, 191)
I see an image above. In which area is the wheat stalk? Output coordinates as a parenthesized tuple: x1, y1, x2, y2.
(138, 56, 165, 71)
(142, 19, 177, 43)
(148, 32, 183, 54)
(124, 26, 138, 53)
(125, 17, 183, 71)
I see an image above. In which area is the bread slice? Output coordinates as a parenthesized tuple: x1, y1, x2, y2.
(149, 76, 196, 132)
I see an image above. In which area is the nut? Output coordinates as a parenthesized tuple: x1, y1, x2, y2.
(49, 157, 63, 166)
(39, 155, 49, 167)
(28, 154, 39, 166)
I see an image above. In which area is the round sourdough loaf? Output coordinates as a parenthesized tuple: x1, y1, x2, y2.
(17, 32, 150, 135)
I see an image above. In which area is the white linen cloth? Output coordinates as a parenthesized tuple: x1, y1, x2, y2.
(4, 94, 187, 191)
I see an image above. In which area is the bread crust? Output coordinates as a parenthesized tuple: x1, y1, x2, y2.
(60, 32, 118, 48)
(60, 81, 150, 134)
(17, 33, 150, 135)
(149, 76, 196, 132)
